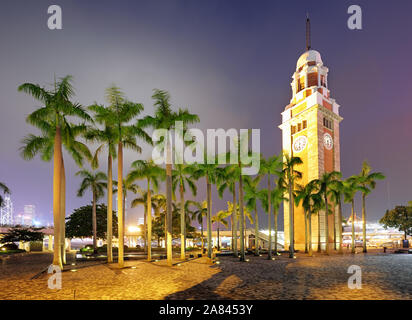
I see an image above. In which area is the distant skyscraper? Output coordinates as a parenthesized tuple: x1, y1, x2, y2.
(0, 195, 14, 226)
(23, 205, 35, 226)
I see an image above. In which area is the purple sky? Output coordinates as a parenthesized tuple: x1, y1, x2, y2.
(1, 0, 412, 230)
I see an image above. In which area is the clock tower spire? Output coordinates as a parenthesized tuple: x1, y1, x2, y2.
(279, 18, 343, 252)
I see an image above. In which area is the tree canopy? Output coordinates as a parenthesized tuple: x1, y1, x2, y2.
(0, 227, 44, 244)
(380, 205, 412, 239)
(65, 204, 118, 239)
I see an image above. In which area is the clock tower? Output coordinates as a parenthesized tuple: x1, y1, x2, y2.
(279, 18, 343, 251)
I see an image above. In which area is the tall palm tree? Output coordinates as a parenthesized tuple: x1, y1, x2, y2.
(258, 155, 282, 259)
(188, 200, 208, 251)
(343, 176, 364, 254)
(139, 89, 199, 266)
(217, 164, 241, 257)
(76, 170, 107, 250)
(308, 191, 324, 257)
(294, 181, 318, 254)
(85, 104, 118, 263)
(172, 164, 197, 260)
(329, 179, 345, 253)
(279, 153, 302, 258)
(127, 159, 164, 261)
(358, 161, 385, 253)
(191, 160, 222, 259)
(105, 85, 151, 268)
(243, 175, 262, 256)
(313, 171, 342, 254)
(19, 75, 92, 268)
(212, 210, 230, 251)
(0, 182, 10, 207)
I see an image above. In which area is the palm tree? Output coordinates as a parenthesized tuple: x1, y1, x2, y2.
(188, 200, 208, 251)
(105, 85, 151, 268)
(127, 160, 164, 261)
(308, 191, 324, 257)
(0, 182, 10, 207)
(259, 155, 282, 259)
(85, 104, 118, 263)
(212, 210, 230, 251)
(172, 164, 197, 260)
(217, 164, 241, 257)
(343, 176, 364, 254)
(294, 181, 318, 254)
(76, 170, 107, 250)
(19, 75, 92, 268)
(191, 160, 222, 259)
(279, 153, 302, 258)
(243, 175, 262, 256)
(329, 179, 345, 253)
(358, 161, 385, 253)
(139, 89, 199, 266)
(313, 171, 342, 254)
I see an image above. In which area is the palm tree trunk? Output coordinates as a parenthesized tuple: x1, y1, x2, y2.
(117, 141, 124, 268)
(206, 176, 212, 259)
(231, 184, 237, 255)
(288, 182, 294, 258)
(333, 202, 337, 251)
(92, 192, 97, 250)
(239, 175, 245, 261)
(217, 226, 220, 251)
(351, 200, 356, 254)
(317, 212, 321, 253)
(324, 195, 329, 254)
(254, 208, 259, 256)
(107, 154, 113, 263)
(52, 126, 62, 269)
(274, 210, 278, 255)
(267, 175, 272, 260)
(362, 193, 367, 253)
(60, 157, 66, 265)
(308, 213, 313, 256)
(338, 200, 343, 254)
(180, 184, 185, 260)
(143, 206, 147, 253)
(147, 181, 152, 261)
(201, 223, 204, 252)
(304, 208, 308, 253)
(165, 133, 173, 266)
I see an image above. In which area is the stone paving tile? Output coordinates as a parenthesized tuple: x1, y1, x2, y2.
(1, 251, 411, 300)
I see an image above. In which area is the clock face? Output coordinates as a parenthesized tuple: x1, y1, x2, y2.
(323, 133, 333, 150)
(293, 136, 308, 153)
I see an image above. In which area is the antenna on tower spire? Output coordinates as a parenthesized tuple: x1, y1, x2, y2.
(306, 13, 311, 51)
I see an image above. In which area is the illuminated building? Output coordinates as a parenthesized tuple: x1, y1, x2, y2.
(279, 17, 343, 251)
(0, 195, 13, 226)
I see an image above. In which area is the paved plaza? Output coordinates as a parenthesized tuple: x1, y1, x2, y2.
(1, 251, 411, 300)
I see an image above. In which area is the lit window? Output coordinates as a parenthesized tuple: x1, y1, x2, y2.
(303, 120, 307, 129)
(298, 123, 302, 131)
(291, 126, 296, 135)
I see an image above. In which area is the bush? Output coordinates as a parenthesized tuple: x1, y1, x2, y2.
(30, 241, 43, 252)
(80, 245, 94, 253)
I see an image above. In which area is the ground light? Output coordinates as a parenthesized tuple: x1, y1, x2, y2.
(70, 269, 77, 272)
